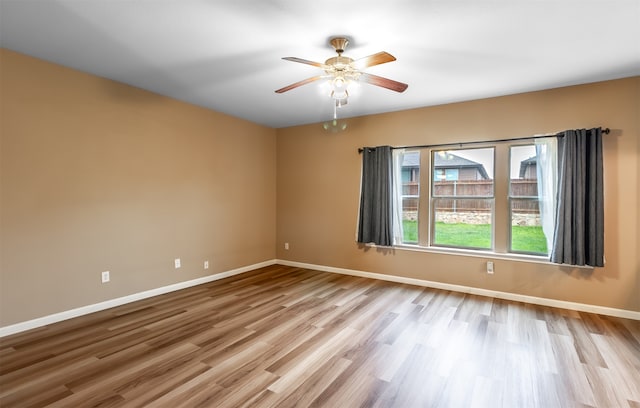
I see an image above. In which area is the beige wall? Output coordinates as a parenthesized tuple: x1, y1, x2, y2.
(0, 49, 277, 326)
(276, 77, 640, 312)
(1, 48, 638, 329)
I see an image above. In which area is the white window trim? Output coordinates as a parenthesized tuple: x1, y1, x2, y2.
(391, 243, 593, 269)
(396, 141, 557, 261)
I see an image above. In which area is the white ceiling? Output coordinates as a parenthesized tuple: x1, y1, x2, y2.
(1, 1, 639, 128)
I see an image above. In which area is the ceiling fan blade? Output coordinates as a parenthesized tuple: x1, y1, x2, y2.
(282, 57, 327, 68)
(275, 76, 324, 93)
(353, 52, 396, 69)
(359, 72, 408, 93)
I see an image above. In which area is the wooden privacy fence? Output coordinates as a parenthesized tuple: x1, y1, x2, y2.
(402, 180, 540, 212)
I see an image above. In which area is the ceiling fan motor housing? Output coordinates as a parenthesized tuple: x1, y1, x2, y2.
(324, 56, 357, 79)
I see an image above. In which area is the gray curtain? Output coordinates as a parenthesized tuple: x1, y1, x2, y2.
(551, 128, 604, 266)
(357, 146, 393, 246)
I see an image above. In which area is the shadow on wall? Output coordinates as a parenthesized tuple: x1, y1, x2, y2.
(559, 266, 595, 280)
(357, 243, 397, 256)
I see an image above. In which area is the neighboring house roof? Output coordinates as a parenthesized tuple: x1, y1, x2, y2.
(519, 156, 537, 178)
(401, 151, 490, 179)
(402, 152, 420, 167)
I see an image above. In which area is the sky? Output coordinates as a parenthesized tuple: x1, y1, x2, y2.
(446, 145, 536, 179)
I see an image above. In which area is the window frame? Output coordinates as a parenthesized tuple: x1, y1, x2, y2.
(429, 147, 496, 251)
(395, 140, 550, 260)
(508, 144, 548, 256)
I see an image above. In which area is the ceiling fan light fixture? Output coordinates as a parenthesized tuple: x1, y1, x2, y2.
(330, 76, 349, 105)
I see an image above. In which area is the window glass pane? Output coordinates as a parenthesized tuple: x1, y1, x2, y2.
(433, 148, 494, 196)
(445, 169, 459, 180)
(510, 199, 548, 254)
(401, 151, 420, 243)
(509, 145, 548, 255)
(433, 198, 493, 249)
(431, 147, 494, 250)
(510, 145, 538, 197)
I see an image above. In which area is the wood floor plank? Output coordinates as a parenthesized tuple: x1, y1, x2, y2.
(270, 355, 352, 408)
(1, 265, 638, 407)
(590, 332, 640, 402)
(370, 343, 444, 407)
(549, 332, 598, 406)
(267, 326, 359, 394)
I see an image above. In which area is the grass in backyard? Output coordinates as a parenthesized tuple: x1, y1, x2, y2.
(402, 220, 418, 244)
(511, 225, 548, 254)
(402, 220, 548, 254)
(434, 222, 491, 249)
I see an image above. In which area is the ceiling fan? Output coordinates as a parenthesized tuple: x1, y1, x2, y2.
(275, 37, 408, 105)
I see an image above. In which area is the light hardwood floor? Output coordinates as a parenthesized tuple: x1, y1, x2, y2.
(1, 264, 639, 407)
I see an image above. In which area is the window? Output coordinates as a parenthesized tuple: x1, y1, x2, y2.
(509, 145, 548, 254)
(431, 148, 494, 250)
(435, 168, 459, 181)
(400, 151, 420, 243)
(394, 140, 554, 257)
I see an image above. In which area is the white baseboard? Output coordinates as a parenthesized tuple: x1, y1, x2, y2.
(3, 258, 637, 338)
(0, 259, 277, 338)
(277, 259, 640, 321)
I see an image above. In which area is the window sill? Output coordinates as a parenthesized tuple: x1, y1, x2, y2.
(391, 244, 594, 268)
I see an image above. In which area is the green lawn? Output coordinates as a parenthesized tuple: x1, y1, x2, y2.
(510, 225, 548, 254)
(402, 220, 548, 254)
(402, 220, 419, 244)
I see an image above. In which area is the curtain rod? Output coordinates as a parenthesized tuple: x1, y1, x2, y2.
(357, 127, 610, 153)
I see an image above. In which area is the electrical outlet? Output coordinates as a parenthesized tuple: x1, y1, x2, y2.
(204, 260, 209, 270)
(101, 271, 110, 283)
(284, 242, 289, 250)
(487, 261, 494, 274)
(174, 258, 181, 269)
